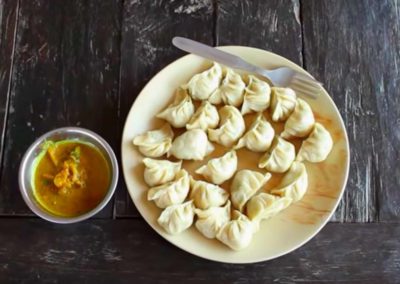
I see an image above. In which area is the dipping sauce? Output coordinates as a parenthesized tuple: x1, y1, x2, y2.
(32, 140, 110, 217)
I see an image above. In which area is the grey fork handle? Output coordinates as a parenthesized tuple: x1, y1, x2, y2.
(172, 37, 262, 74)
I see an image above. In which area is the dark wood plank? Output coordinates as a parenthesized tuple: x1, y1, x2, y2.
(217, 0, 303, 65)
(116, 0, 215, 217)
(302, 0, 400, 222)
(0, 0, 122, 217)
(0, 219, 398, 283)
(0, 0, 18, 181)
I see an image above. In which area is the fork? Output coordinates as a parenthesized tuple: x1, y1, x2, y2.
(172, 37, 321, 99)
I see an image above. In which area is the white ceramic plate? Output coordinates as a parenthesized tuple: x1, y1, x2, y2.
(121, 46, 350, 263)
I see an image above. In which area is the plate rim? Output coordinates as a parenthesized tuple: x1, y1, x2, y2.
(121, 45, 350, 264)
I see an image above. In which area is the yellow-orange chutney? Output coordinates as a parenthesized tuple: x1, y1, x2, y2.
(33, 140, 110, 217)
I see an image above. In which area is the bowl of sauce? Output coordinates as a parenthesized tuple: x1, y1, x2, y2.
(19, 127, 118, 223)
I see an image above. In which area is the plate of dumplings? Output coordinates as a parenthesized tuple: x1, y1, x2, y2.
(121, 46, 350, 263)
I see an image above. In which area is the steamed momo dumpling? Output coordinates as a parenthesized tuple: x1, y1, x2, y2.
(156, 88, 195, 128)
(270, 87, 297, 122)
(296, 123, 333, 163)
(195, 150, 237, 185)
(281, 98, 315, 139)
(186, 101, 219, 131)
(143, 158, 182, 187)
(186, 63, 223, 100)
(189, 178, 229, 210)
(169, 129, 214, 160)
(133, 124, 174, 158)
(208, 106, 245, 147)
(234, 113, 274, 152)
(158, 200, 195, 235)
(271, 162, 308, 202)
(216, 210, 255, 251)
(209, 69, 246, 106)
(241, 75, 271, 115)
(195, 201, 231, 239)
(147, 169, 190, 208)
(246, 193, 292, 221)
(230, 170, 271, 211)
(258, 136, 295, 173)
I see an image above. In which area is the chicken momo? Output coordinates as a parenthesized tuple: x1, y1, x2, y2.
(158, 201, 195, 235)
(281, 98, 315, 139)
(270, 87, 297, 122)
(258, 136, 295, 173)
(133, 123, 174, 158)
(296, 123, 333, 163)
(216, 210, 255, 251)
(208, 69, 246, 106)
(169, 129, 214, 160)
(186, 63, 223, 101)
(234, 113, 274, 152)
(241, 75, 271, 115)
(195, 201, 231, 239)
(231, 170, 271, 211)
(143, 158, 182, 187)
(208, 106, 245, 147)
(186, 101, 219, 131)
(156, 88, 195, 128)
(271, 162, 308, 202)
(189, 178, 229, 210)
(147, 169, 190, 208)
(246, 193, 292, 221)
(195, 150, 237, 185)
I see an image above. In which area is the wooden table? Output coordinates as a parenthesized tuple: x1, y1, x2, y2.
(0, 0, 399, 282)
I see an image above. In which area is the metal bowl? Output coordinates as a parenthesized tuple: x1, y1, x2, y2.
(19, 127, 119, 224)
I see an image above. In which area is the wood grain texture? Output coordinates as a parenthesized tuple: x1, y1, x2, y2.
(0, 0, 122, 217)
(217, 0, 303, 65)
(0, 0, 18, 182)
(0, 219, 398, 283)
(115, 0, 215, 217)
(302, 0, 400, 222)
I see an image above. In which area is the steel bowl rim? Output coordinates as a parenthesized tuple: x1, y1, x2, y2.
(18, 126, 119, 224)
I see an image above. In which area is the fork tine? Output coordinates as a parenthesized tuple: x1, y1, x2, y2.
(291, 87, 318, 100)
(294, 72, 322, 85)
(291, 83, 320, 96)
(291, 81, 321, 98)
(292, 81, 321, 94)
(294, 72, 314, 80)
(291, 78, 321, 92)
(290, 86, 319, 99)
(293, 89, 318, 100)
(292, 76, 322, 89)
(291, 83, 321, 96)
(292, 73, 322, 87)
